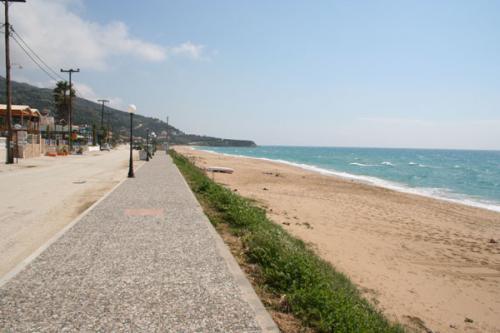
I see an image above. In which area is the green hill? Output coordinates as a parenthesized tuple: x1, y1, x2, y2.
(0, 77, 256, 147)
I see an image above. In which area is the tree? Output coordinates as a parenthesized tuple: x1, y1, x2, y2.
(53, 81, 75, 122)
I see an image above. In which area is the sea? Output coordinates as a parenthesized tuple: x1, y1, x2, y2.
(194, 146, 500, 212)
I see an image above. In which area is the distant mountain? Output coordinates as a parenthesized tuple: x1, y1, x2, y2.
(0, 77, 256, 147)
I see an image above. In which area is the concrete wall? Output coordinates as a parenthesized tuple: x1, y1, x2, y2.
(19, 142, 42, 159)
(14, 134, 43, 159)
(0, 137, 5, 162)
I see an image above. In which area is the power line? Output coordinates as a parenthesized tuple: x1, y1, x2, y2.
(10, 27, 64, 80)
(9, 28, 87, 99)
(11, 34, 60, 81)
(7, 24, 89, 102)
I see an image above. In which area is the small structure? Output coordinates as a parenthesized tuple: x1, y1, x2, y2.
(0, 104, 44, 159)
(0, 104, 41, 134)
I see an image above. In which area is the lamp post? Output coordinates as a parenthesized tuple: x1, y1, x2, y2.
(151, 131, 157, 156)
(127, 104, 136, 178)
(146, 128, 150, 162)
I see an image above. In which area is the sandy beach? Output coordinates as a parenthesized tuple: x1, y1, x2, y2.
(175, 146, 500, 333)
(0, 146, 143, 279)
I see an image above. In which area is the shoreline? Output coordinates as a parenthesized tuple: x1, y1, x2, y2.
(192, 146, 500, 213)
(175, 145, 500, 333)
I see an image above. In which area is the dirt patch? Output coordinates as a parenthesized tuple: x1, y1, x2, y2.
(76, 199, 97, 215)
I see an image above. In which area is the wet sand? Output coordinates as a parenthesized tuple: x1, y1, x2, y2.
(175, 146, 500, 333)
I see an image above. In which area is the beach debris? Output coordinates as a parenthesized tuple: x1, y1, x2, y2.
(464, 317, 474, 323)
(206, 166, 234, 174)
(262, 187, 269, 191)
(263, 171, 282, 177)
(282, 222, 290, 226)
(72, 180, 86, 184)
(488, 238, 497, 244)
(449, 324, 457, 329)
(302, 222, 313, 229)
(233, 188, 238, 192)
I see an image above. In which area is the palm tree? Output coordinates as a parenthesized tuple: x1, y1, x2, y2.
(53, 81, 75, 122)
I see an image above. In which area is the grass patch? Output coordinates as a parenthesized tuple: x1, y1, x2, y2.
(170, 150, 405, 333)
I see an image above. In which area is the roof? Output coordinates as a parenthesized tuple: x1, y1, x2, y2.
(0, 104, 41, 117)
(0, 104, 31, 110)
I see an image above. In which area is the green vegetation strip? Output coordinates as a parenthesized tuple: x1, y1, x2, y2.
(170, 150, 404, 333)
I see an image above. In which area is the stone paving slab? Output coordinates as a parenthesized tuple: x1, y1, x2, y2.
(0, 154, 278, 332)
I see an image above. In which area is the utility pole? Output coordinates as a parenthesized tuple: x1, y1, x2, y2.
(97, 99, 109, 149)
(106, 109, 111, 144)
(2, 0, 26, 164)
(60, 68, 79, 151)
(166, 116, 169, 152)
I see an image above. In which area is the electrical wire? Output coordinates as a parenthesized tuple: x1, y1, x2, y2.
(11, 34, 60, 81)
(9, 26, 88, 100)
(10, 28, 86, 99)
(10, 27, 64, 81)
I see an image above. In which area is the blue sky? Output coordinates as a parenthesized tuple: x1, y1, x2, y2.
(4, 0, 500, 149)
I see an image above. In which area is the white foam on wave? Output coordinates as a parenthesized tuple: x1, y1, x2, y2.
(349, 162, 376, 167)
(381, 161, 394, 166)
(409, 161, 439, 169)
(194, 147, 500, 213)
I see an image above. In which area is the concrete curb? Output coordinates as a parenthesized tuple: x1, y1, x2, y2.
(0, 160, 146, 288)
(171, 156, 280, 333)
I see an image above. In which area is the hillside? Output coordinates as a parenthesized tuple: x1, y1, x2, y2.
(0, 77, 256, 147)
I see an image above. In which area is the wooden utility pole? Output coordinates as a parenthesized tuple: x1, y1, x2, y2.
(97, 99, 109, 148)
(60, 68, 79, 151)
(2, 0, 25, 164)
(165, 116, 169, 151)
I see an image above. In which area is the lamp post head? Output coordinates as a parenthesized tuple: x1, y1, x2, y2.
(128, 104, 137, 114)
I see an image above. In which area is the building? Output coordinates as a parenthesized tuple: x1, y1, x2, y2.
(0, 104, 41, 134)
(0, 104, 43, 159)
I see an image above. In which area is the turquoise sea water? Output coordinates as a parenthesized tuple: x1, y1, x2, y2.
(195, 146, 500, 212)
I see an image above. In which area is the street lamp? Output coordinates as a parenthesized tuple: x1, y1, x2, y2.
(151, 131, 157, 156)
(146, 128, 150, 162)
(127, 104, 136, 178)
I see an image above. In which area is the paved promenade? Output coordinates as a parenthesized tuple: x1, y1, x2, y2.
(0, 154, 278, 332)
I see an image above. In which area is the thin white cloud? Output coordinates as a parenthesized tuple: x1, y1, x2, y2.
(7, 0, 165, 70)
(3, 0, 208, 112)
(74, 83, 125, 110)
(170, 42, 206, 60)
(6, 0, 207, 71)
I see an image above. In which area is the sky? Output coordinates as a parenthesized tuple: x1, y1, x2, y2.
(2, 0, 500, 149)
